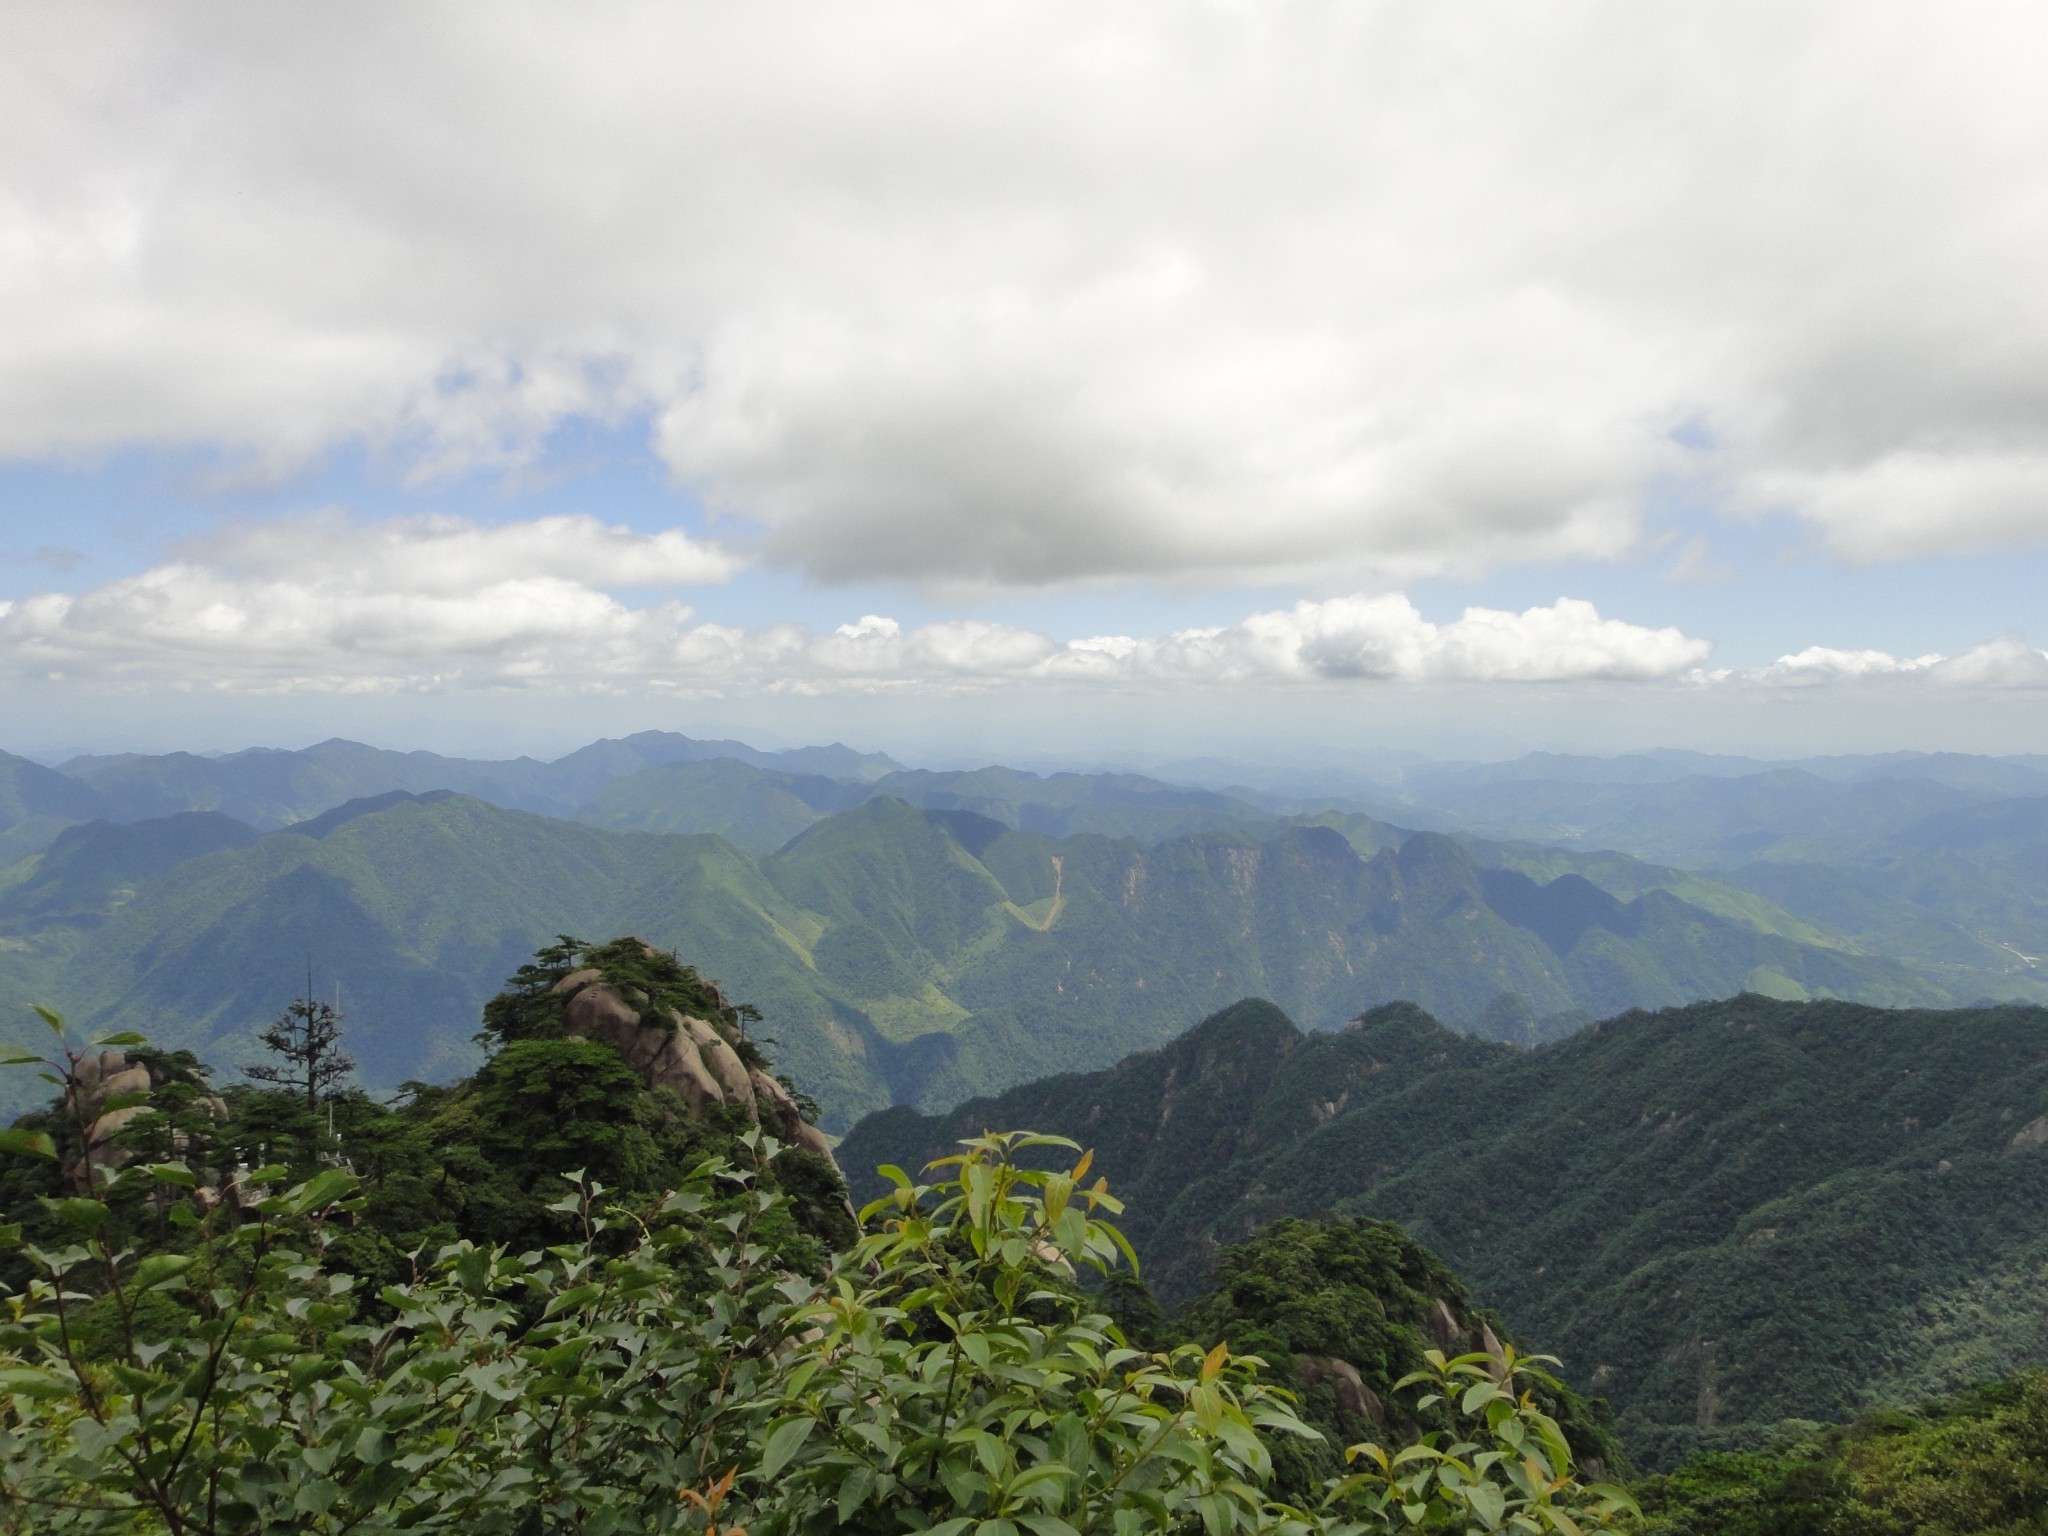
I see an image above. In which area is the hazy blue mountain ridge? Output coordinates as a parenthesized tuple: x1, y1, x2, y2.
(55, 731, 904, 831)
(1391, 767, 1983, 866)
(0, 748, 112, 862)
(574, 759, 869, 852)
(1401, 748, 2048, 796)
(570, 758, 1275, 852)
(1373, 758, 2048, 1000)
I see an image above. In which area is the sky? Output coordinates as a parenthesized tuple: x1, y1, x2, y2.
(4, 3, 2048, 769)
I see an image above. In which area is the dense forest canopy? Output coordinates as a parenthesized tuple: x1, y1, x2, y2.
(842, 991, 2048, 1467)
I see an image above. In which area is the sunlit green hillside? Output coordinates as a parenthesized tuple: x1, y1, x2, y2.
(1, 785, 1964, 1130)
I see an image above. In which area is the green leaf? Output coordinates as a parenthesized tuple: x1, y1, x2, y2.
(0, 1128, 56, 1160)
(288, 1167, 360, 1214)
(132, 1254, 191, 1292)
(92, 1031, 150, 1048)
(295, 1478, 342, 1517)
(836, 1464, 875, 1524)
(1008, 1464, 1071, 1498)
(542, 1283, 603, 1319)
(46, 1197, 110, 1232)
(846, 1420, 898, 1458)
(1018, 1517, 1082, 1536)
(1465, 1480, 1506, 1529)
(940, 1452, 988, 1509)
(1462, 1379, 1503, 1414)
(147, 1162, 197, 1188)
(758, 1414, 816, 1480)
(32, 1005, 64, 1037)
(970, 1429, 1006, 1478)
(0, 1044, 44, 1066)
(0, 1367, 69, 1400)
(1008, 1133, 1082, 1153)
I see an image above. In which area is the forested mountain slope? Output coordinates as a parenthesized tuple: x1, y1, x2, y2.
(0, 748, 110, 862)
(0, 791, 1949, 1128)
(842, 993, 2048, 1466)
(1725, 794, 2048, 985)
(14, 736, 2048, 1006)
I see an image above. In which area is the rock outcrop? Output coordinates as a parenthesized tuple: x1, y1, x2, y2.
(63, 1048, 224, 1189)
(553, 958, 837, 1166)
(2009, 1111, 2048, 1153)
(1423, 1297, 1465, 1354)
(1294, 1355, 1385, 1426)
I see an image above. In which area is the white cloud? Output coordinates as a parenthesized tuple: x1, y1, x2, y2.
(1747, 646, 1943, 684)
(0, 565, 695, 689)
(1068, 596, 1712, 684)
(13, 533, 2048, 696)
(3, 5, 2047, 586)
(1748, 453, 2048, 564)
(0, 513, 734, 690)
(1926, 637, 2048, 689)
(1746, 637, 2048, 688)
(0, 538, 1707, 691)
(192, 511, 737, 594)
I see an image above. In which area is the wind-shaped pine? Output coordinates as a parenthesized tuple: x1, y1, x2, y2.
(245, 987, 356, 1121)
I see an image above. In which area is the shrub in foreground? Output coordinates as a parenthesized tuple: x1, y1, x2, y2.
(1, 1045, 1632, 1533)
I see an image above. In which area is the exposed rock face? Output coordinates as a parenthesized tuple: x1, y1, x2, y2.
(2009, 1112, 2048, 1153)
(1295, 1354, 1385, 1426)
(683, 1015, 757, 1115)
(1424, 1297, 1466, 1354)
(63, 1048, 224, 1189)
(562, 980, 727, 1111)
(553, 963, 839, 1172)
(751, 1068, 834, 1160)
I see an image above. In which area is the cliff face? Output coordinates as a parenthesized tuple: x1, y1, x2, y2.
(551, 944, 840, 1170)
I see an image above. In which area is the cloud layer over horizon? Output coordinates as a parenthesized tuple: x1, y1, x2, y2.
(3, 513, 2042, 698)
(5, 3, 2048, 596)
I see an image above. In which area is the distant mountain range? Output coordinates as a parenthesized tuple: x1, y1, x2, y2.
(840, 992, 2048, 1467)
(38, 731, 902, 833)
(1371, 751, 2048, 1003)
(3, 734, 2045, 1128)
